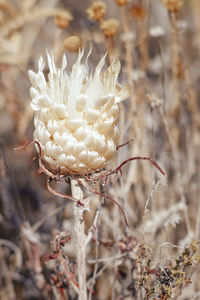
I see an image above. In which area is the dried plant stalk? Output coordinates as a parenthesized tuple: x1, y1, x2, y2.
(71, 179, 87, 300)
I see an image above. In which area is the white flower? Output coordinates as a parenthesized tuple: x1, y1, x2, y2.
(149, 25, 165, 38)
(29, 49, 128, 175)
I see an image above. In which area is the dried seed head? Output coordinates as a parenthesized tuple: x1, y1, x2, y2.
(146, 93, 163, 109)
(86, 1, 106, 21)
(63, 36, 82, 53)
(29, 50, 128, 175)
(54, 11, 73, 29)
(130, 4, 146, 20)
(101, 18, 119, 37)
(161, 0, 183, 13)
(115, 0, 128, 7)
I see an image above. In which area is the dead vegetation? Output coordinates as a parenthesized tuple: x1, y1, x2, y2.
(0, 0, 200, 299)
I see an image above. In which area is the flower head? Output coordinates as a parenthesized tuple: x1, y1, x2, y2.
(161, 0, 183, 13)
(63, 35, 82, 53)
(100, 18, 119, 37)
(53, 11, 73, 29)
(115, 0, 128, 7)
(86, 1, 106, 21)
(29, 49, 128, 175)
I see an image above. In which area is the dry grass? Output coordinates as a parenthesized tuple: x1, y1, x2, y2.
(0, 0, 200, 299)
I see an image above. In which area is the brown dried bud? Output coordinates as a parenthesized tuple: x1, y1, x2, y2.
(130, 4, 146, 20)
(86, 1, 106, 21)
(161, 0, 183, 13)
(146, 93, 163, 109)
(115, 0, 128, 6)
(63, 36, 82, 53)
(54, 12, 73, 29)
(101, 18, 119, 37)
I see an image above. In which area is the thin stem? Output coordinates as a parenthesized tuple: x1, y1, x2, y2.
(120, 5, 136, 116)
(169, 11, 181, 108)
(88, 208, 101, 300)
(121, 6, 134, 88)
(71, 179, 87, 300)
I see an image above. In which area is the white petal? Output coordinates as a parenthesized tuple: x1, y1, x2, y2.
(67, 119, 87, 131)
(47, 119, 59, 135)
(28, 70, 37, 87)
(47, 52, 57, 74)
(61, 54, 67, 70)
(30, 87, 40, 98)
(104, 140, 115, 160)
(31, 95, 51, 109)
(90, 157, 105, 169)
(35, 124, 51, 144)
(38, 56, 45, 72)
(76, 95, 87, 111)
(45, 141, 63, 158)
(85, 109, 100, 124)
(37, 72, 46, 91)
(95, 53, 107, 77)
(54, 103, 68, 118)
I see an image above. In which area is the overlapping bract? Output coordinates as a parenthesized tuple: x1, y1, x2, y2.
(29, 50, 127, 174)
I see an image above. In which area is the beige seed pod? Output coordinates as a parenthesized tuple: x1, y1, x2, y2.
(100, 18, 119, 37)
(86, 1, 106, 21)
(29, 49, 128, 175)
(63, 36, 82, 52)
(54, 11, 73, 29)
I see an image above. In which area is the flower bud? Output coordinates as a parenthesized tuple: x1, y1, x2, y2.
(100, 18, 119, 37)
(86, 1, 106, 21)
(63, 36, 82, 53)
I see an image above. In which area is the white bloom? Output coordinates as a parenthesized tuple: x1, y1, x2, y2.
(29, 49, 128, 175)
(149, 25, 165, 38)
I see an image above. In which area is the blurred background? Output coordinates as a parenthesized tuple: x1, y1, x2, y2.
(0, 0, 200, 299)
